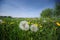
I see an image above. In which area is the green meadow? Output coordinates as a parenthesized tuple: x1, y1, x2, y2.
(0, 17, 60, 40)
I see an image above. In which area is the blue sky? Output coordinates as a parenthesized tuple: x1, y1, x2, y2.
(0, 0, 55, 18)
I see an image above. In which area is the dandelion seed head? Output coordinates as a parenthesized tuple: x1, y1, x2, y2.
(30, 24, 38, 32)
(19, 21, 29, 31)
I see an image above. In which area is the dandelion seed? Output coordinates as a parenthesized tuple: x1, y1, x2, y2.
(19, 21, 29, 31)
(30, 24, 38, 32)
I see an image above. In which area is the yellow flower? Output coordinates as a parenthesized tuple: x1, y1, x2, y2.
(34, 24, 38, 27)
(56, 22, 60, 26)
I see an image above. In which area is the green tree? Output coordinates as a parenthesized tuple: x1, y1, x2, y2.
(54, 1, 60, 17)
(40, 8, 53, 18)
(8, 16, 12, 18)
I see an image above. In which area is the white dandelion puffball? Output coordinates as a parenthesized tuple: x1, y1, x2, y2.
(0, 19, 3, 23)
(30, 24, 38, 32)
(19, 21, 29, 31)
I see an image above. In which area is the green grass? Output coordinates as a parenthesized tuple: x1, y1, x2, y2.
(0, 17, 60, 40)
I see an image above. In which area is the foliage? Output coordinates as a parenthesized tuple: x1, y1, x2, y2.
(54, 1, 60, 17)
(40, 8, 53, 18)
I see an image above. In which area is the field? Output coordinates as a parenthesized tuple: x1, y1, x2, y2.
(0, 17, 60, 40)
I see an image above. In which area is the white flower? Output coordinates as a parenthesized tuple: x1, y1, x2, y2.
(19, 21, 29, 31)
(30, 24, 38, 32)
(0, 19, 3, 23)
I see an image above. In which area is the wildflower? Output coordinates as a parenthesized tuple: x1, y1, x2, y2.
(19, 21, 29, 31)
(34, 24, 38, 27)
(30, 24, 38, 32)
(56, 22, 60, 26)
